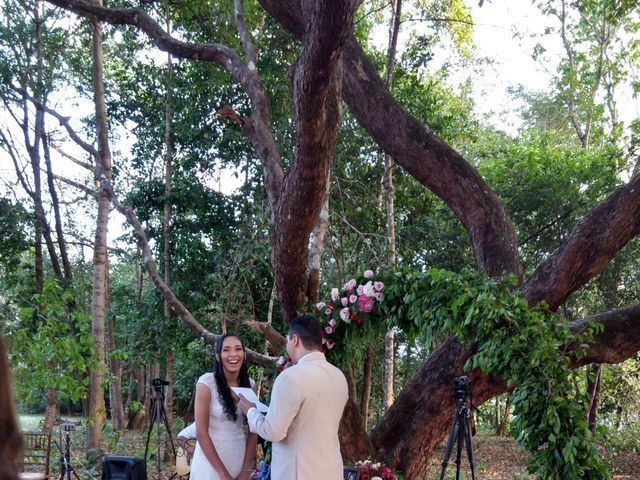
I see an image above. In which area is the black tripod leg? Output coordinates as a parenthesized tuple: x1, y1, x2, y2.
(455, 411, 465, 480)
(144, 397, 158, 460)
(439, 410, 460, 480)
(464, 412, 477, 480)
(159, 401, 177, 457)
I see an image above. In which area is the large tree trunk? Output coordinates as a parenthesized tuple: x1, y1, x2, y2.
(271, 0, 359, 320)
(0, 333, 22, 480)
(87, 5, 111, 450)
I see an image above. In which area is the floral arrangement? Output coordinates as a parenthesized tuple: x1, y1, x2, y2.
(277, 269, 385, 370)
(315, 269, 384, 351)
(355, 460, 397, 480)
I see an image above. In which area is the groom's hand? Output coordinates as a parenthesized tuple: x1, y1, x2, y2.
(237, 394, 256, 415)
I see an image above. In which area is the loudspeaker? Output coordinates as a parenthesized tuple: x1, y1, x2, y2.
(101, 456, 147, 480)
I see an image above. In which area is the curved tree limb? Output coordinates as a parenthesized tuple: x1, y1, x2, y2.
(256, 0, 522, 280)
(272, 0, 359, 319)
(523, 174, 640, 310)
(372, 301, 640, 476)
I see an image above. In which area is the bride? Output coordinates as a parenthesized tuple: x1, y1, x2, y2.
(189, 333, 257, 480)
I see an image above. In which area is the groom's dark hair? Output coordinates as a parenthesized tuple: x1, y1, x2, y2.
(288, 315, 323, 350)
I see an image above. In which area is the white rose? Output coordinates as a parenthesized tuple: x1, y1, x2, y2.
(363, 281, 375, 297)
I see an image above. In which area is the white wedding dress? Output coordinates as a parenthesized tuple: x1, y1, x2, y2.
(189, 372, 248, 480)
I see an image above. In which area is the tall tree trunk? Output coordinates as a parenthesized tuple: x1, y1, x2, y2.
(162, 32, 175, 435)
(42, 385, 59, 433)
(128, 364, 146, 430)
(497, 395, 511, 436)
(166, 350, 175, 434)
(360, 342, 374, 431)
(87, 3, 112, 449)
(586, 363, 602, 432)
(107, 317, 125, 434)
(33, 4, 60, 434)
(42, 134, 72, 281)
(381, 0, 402, 413)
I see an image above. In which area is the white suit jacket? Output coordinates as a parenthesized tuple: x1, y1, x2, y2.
(247, 351, 348, 480)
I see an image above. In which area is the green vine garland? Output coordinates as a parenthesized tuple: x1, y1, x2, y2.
(298, 266, 608, 478)
(375, 267, 609, 479)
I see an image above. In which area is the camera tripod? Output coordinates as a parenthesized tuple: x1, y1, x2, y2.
(144, 378, 176, 479)
(57, 424, 80, 480)
(438, 376, 477, 480)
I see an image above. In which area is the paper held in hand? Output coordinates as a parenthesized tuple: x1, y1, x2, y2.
(232, 387, 269, 413)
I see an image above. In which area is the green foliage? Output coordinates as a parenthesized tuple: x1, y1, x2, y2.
(377, 267, 610, 479)
(0, 197, 30, 269)
(7, 278, 92, 407)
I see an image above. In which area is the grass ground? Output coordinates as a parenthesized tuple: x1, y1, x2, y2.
(18, 415, 640, 479)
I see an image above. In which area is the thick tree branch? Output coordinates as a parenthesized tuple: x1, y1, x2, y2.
(523, 174, 640, 310)
(372, 301, 640, 476)
(272, 0, 358, 319)
(244, 320, 286, 353)
(257, 0, 522, 280)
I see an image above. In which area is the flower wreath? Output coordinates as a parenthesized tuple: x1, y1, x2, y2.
(277, 269, 385, 371)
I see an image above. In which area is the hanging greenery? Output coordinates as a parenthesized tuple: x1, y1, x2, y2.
(300, 267, 609, 479)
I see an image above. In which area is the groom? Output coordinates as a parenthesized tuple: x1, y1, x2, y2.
(238, 315, 348, 479)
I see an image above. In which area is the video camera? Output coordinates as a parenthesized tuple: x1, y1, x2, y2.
(453, 375, 471, 402)
(60, 422, 76, 432)
(151, 378, 169, 388)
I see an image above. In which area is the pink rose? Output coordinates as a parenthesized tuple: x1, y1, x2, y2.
(358, 294, 375, 313)
(340, 307, 351, 322)
(324, 325, 333, 334)
(375, 291, 383, 301)
(329, 319, 336, 328)
(324, 307, 333, 316)
(356, 285, 364, 296)
(374, 281, 384, 291)
(342, 279, 356, 291)
(341, 297, 349, 306)
(364, 269, 374, 278)
(349, 294, 357, 304)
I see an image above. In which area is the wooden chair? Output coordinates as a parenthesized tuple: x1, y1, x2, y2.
(17, 432, 51, 480)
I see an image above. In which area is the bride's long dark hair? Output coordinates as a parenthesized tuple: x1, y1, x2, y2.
(214, 333, 251, 422)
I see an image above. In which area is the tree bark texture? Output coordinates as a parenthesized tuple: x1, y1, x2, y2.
(272, 0, 358, 319)
(257, 0, 523, 281)
(107, 317, 125, 434)
(0, 333, 21, 480)
(88, 7, 110, 450)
